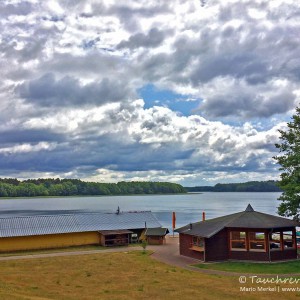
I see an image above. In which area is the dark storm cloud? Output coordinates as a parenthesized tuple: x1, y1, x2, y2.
(40, 52, 127, 77)
(199, 87, 296, 119)
(0, 129, 65, 145)
(117, 28, 168, 49)
(0, 133, 193, 174)
(17, 73, 134, 107)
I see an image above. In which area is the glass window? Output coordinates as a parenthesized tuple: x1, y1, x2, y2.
(192, 236, 204, 247)
(270, 232, 281, 250)
(230, 231, 246, 250)
(249, 232, 266, 251)
(283, 231, 295, 249)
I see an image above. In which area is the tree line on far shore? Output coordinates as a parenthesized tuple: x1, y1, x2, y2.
(185, 180, 281, 192)
(0, 178, 186, 197)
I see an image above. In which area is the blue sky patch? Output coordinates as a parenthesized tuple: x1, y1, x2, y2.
(138, 84, 199, 116)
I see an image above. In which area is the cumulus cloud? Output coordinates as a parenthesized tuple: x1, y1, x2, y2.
(117, 28, 168, 49)
(0, 100, 278, 183)
(0, 0, 298, 185)
(0, 1, 33, 17)
(17, 73, 135, 107)
(196, 77, 297, 118)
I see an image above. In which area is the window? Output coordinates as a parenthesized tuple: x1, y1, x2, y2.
(270, 232, 281, 250)
(283, 231, 295, 249)
(230, 231, 246, 250)
(192, 236, 204, 248)
(249, 232, 265, 251)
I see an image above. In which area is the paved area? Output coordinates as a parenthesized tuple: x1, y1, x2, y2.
(149, 236, 246, 276)
(150, 236, 200, 268)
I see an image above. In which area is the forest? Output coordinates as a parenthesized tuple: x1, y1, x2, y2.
(185, 180, 282, 192)
(0, 178, 186, 197)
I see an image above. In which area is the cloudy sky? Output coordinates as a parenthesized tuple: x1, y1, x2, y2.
(0, 0, 299, 186)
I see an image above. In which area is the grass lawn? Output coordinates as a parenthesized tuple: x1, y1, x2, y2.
(0, 244, 107, 257)
(194, 260, 300, 274)
(0, 251, 299, 300)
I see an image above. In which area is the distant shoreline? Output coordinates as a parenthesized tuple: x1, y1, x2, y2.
(184, 180, 281, 193)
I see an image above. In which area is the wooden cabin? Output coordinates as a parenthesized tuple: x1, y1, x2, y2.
(175, 204, 300, 262)
(144, 227, 169, 245)
(0, 211, 162, 252)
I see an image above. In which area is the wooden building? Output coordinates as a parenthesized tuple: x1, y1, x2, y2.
(175, 204, 300, 262)
(0, 211, 162, 252)
(144, 227, 169, 245)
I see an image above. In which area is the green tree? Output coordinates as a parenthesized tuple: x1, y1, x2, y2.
(274, 107, 300, 220)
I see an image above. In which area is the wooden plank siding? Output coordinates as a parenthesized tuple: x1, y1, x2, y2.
(0, 232, 100, 252)
(205, 229, 228, 261)
(147, 236, 165, 245)
(179, 233, 204, 260)
(179, 227, 298, 262)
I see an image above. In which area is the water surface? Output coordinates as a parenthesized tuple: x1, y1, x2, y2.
(0, 192, 282, 230)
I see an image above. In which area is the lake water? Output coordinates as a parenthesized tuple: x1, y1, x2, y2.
(0, 192, 282, 230)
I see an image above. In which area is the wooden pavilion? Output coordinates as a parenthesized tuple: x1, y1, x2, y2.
(175, 204, 300, 262)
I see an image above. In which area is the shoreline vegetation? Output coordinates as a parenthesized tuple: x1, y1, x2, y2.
(0, 178, 186, 197)
(185, 180, 281, 193)
(0, 178, 282, 198)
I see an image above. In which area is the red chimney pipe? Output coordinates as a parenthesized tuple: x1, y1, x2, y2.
(202, 211, 206, 221)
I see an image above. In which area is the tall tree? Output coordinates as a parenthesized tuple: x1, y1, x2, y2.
(274, 107, 300, 220)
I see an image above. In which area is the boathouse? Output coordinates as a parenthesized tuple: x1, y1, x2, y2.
(175, 204, 300, 262)
(0, 210, 162, 252)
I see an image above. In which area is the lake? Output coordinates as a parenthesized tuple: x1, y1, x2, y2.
(0, 192, 282, 230)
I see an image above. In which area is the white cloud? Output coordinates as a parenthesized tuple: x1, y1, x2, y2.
(0, 142, 56, 154)
(0, 0, 297, 185)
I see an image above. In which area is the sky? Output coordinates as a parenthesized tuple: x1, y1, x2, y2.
(0, 0, 299, 186)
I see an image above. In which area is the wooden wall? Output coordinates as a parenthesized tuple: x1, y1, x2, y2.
(0, 232, 100, 252)
(179, 233, 204, 260)
(179, 227, 298, 262)
(270, 248, 297, 261)
(205, 229, 228, 261)
(147, 236, 165, 245)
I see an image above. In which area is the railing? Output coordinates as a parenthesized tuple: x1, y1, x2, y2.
(189, 243, 204, 252)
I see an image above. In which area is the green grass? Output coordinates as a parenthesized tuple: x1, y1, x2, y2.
(0, 244, 107, 257)
(194, 260, 300, 274)
(0, 251, 298, 300)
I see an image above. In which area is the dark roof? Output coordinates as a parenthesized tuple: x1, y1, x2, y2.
(98, 229, 133, 236)
(175, 204, 300, 238)
(145, 227, 169, 236)
(0, 211, 161, 238)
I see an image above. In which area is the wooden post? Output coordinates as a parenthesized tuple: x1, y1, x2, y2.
(172, 212, 176, 237)
(293, 228, 296, 249)
(280, 231, 284, 251)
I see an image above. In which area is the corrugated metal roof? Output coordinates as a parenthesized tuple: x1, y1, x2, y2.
(175, 204, 300, 238)
(0, 211, 161, 238)
(145, 227, 169, 236)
